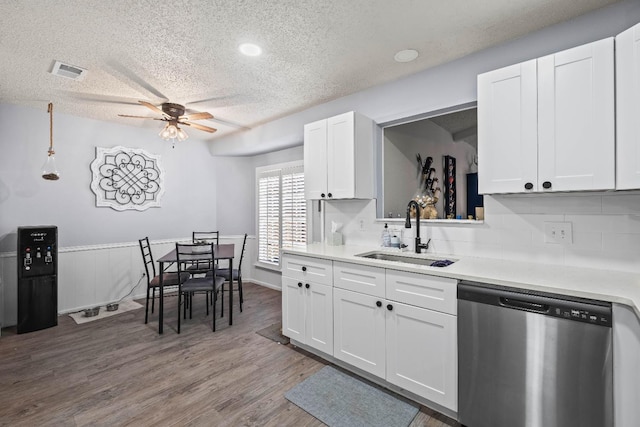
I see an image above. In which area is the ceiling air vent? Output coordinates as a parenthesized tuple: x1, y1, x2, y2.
(50, 60, 88, 81)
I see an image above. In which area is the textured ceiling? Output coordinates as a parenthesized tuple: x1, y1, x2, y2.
(0, 0, 619, 149)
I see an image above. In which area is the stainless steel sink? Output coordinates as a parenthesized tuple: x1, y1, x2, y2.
(355, 251, 456, 267)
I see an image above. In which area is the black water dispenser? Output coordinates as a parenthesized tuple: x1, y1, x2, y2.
(17, 226, 58, 333)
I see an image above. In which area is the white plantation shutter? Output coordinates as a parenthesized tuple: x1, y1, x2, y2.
(257, 162, 306, 265)
(281, 167, 306, 251)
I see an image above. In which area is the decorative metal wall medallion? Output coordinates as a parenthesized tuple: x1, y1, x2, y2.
(90, 146, 165, 211)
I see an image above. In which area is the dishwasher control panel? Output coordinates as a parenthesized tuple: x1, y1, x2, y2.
(458, 281, 612, 328)
(554, 306, 611, 327)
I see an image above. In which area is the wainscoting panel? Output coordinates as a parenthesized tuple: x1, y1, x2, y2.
(1, 235, 260, 328)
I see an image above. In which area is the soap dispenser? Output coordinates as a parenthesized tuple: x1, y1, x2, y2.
(381, 223, 391, 247)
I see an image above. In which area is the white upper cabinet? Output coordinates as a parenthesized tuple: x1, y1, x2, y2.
(478, 59, 538, 194)
(303, 119, 328, 199)
(616, 23, 640, 190)
(537, 38, 615, 192)
(304, 111, 374, 200)
(478, 38, 615, 194)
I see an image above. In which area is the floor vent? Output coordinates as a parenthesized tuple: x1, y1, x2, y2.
(50, 60, 87, 81)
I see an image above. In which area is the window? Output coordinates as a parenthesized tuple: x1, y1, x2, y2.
(257, 162, 306, 266)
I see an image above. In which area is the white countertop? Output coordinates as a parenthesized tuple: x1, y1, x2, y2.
(283, 243, 640, 317)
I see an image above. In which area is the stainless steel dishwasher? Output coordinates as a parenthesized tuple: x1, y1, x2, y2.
(457, 281, 613, 427)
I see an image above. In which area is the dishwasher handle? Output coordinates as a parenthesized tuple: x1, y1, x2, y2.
(500, 297, 549, 314)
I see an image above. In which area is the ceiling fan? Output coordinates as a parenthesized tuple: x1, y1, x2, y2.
(118, 101, 217, 141)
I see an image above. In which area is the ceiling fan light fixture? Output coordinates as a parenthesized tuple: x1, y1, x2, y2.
(176, 127, 189, 141)
(239, 43, 262, 57)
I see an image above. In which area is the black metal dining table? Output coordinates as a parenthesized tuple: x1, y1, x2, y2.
(156, 243, 235, 334)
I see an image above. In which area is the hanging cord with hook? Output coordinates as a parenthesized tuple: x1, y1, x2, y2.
(48, 102, 55, 156)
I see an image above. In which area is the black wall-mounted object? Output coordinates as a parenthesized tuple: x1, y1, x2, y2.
(443, 155, 456, 218)
(17, 226, 58, 334)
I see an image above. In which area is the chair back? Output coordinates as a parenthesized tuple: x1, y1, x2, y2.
(176, 242, 216, 276)
(139, 237, 156, 280)
(237, 233, 248, 270)
(192, 231, 219, 245)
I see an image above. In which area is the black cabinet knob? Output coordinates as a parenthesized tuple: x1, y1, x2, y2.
(305, 283, 310, 289)
(376, 301, 382, 307)
(327, 192, 333, 198)
(302, 266, 307, 272)
(297, 282, 302, 288)
(321, 193, 326, 198)
(387, 304, 393, 311)
(542, 181, 552, 189)
(524, 182, 533, 190)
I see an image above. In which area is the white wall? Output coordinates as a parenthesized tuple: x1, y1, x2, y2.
(0, 103, 219, 250)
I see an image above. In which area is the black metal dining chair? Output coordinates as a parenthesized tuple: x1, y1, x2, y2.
(176, 242, 225, 333)
(138, 237, 190, 324)
(189, 231, 220, 273)
(218, 233, 248, 312)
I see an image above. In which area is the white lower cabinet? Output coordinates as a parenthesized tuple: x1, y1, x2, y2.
(333, 285, 458, 412)
(282, 276, 333, 355)
(333, 287, 386, 378)
(386, 301, 457, 411)
(282, 254, 457, 413)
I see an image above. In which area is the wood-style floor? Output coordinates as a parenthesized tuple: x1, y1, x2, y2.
(0, 283, 461, 427)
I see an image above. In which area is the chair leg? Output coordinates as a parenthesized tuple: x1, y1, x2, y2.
(183, 292, 188, 319)
(238, 277, 243, 312)
(206, 291, 210, 316)
(213, 290, 217, 332)
(145, 287, 150, 324)
(189, 293, 193, 319)
(220, 284, 224, 317)
(151, 288, 156, 314)
(177, 292, 182, 334)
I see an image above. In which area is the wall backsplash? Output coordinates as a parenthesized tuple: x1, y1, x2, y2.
(323, 191, 640, 274)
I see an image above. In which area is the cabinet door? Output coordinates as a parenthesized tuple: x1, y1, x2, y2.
(282, 276, 306, 342)
(616, 23, 640, 190)
(333, 288, 386, 377)
(305, 282, 333, 355)
(478, 59, 538, 194)
(327, 112, 356, 199)
(538, 38, 615, 192)
(386, 302, 457, 411)
(304, 118, 328, 199)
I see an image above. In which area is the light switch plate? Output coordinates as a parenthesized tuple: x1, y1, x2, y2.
(544, 221, 573, 244)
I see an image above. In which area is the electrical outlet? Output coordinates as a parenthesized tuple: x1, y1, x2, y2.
(359, 219, 365, 231)
(544, 221, 573, 244)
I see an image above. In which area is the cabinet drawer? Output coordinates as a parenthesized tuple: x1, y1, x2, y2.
(333, 261, 386, 298)
(282, 254, 333, 285)
(386, 270, 457, 315)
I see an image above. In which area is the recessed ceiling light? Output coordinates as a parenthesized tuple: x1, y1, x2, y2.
(394, 49, 419, 63)
(239, 43, 262, 57)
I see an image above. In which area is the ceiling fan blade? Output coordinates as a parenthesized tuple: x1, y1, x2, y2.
(180, 111, 213, 121)
(118, 114, 163, 120)
(139, 101, 167, 117)
(181, 121, 217, 133)
(106, 60, 169, 101)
